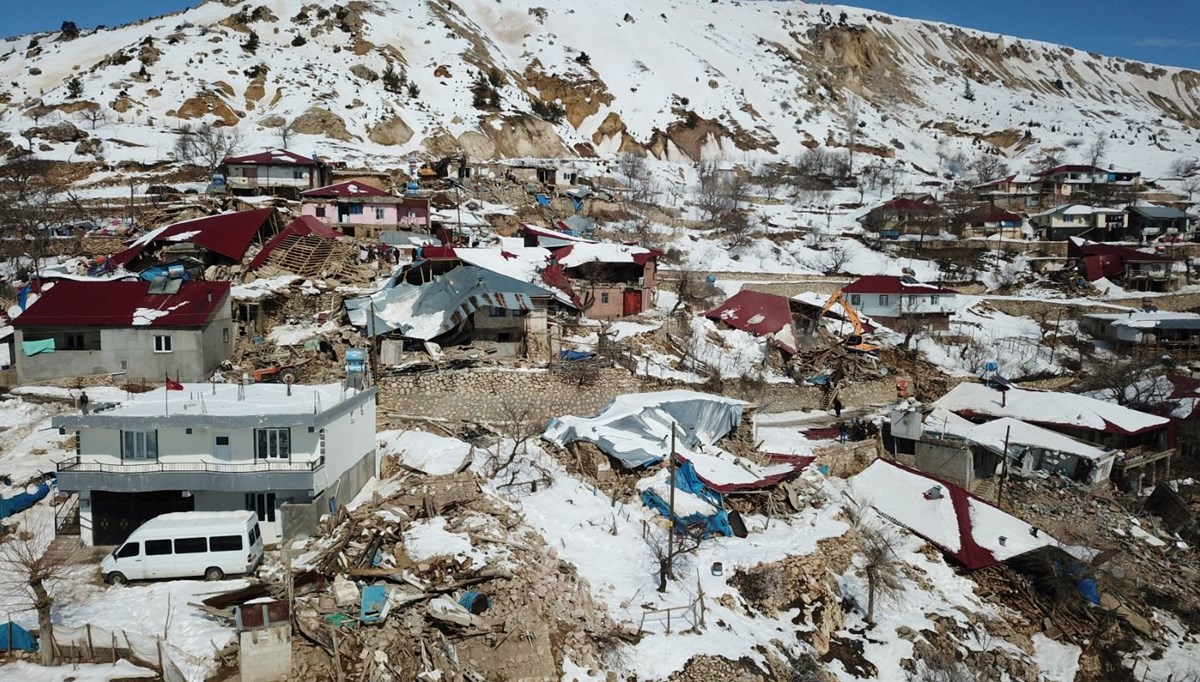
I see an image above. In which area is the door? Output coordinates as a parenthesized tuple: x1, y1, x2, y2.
(622, 289, 643, 316)
(243, 166, 258, 187)
(214, 435, 231, 461)
(92, 490, 194, 545)
(246, 493, 281, 545)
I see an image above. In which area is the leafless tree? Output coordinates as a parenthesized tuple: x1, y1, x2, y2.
(1030, 148, 1063, 173)
(694, 161, 733, 219)
(173, 122, 243, 173)
(77, 106, 108, 130)
(907, 650, 973, 682)
(755, 162, 789, 202)
(970, 153, 1009, 184)
(1181, 175, 1200, 203)
(275, 119, 297, 149)
(860, 523, 904, 627)
(645, 524, 700, 593)
(0, 159, 76, 271)
(616, 152, 651, 204)
(0, 523, 85, 665)
(483, 399, 547, 485)
(1086, 133, 1109, 170)
(1074, 352, 1167, 409)
(818, 241, 854, 275)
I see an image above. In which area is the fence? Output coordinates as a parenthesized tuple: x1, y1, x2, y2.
(51, 623, 190, 682)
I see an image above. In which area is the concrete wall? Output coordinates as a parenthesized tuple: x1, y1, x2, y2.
(302, 200, 397, 226)
(281, 448, 376, 542)
(226, 164, 314, 190)
(847, 292, 956, 318)
(239, 624, 292, 682)
(78, 424, 321, 467)
(914, 439, 975, 487)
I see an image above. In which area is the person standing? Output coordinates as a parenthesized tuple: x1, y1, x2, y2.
(78, 390, 90, 415)
(833, 396, 843, 418)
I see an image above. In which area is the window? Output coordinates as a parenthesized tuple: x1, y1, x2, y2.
(174, 537, 207, 554)
(930, 295, 939, 305)
(908, 295, 917, 307)
(222, 328, 230, 344)
(374, 207, 386, 220)
(489, 307, 507, 317)
(255, 428, 290, 459)
(215, 436, 230, 446)
(292, 170, 305, 180)
(249, 524, 261, 545)
(850, 294, 861, 306)
(879, 295, 890, 307)
(600, 292, 610, 304)
(247, 493, 276, 523)
(315, 206, 326, 218)
(154, 335, 172, 353)
(318, 429, 326, 457)
(64, 332, 85, 350)
(145, 539, 172, 556)
(121, 431, 157, 460)
(116, 542, 139, 558)
(348, 204, 364, 215)
(209, 535, 243, 552)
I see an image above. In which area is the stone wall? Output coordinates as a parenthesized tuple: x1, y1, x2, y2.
(375, 366, 917, 425)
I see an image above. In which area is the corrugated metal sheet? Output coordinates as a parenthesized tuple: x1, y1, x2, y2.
(13, 280, 229, 328)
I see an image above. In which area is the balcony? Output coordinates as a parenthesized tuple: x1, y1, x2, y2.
(55, 456, 326, 494)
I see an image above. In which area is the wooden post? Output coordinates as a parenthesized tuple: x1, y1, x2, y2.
(85, 624, 94, 661)
(997, 425, 1012, 506)
(112, 631, 117, 663)
(667, 423, 677, 583)
(329, 626, 346, 682)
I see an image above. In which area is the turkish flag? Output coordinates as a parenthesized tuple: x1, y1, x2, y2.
(165, 378, 184, 391)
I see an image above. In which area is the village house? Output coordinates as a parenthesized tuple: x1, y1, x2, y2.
(931, 382, 1173, 493)
(857, 195, 944, 238)
(220, 149, 335, 198)
(52, 382, 377, 546)
(958, 205, 1025, 239)
(841, 275, 958, 331)
(11, 279, 233, 384)
(345, 247, 579, 362)
(553, 242, 658, 319)
(1029, 204, 1127, 241)
(971, 174, 1041, 210)
(1125, 204, 1197, 241)
(1067, 238, 1181, 292)
(1034, 164, 1141, 202)
(300, 181, 432, 239)
(1079, 311, 1200, 357)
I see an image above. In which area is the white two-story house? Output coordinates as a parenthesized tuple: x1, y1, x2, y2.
(54, 383, 377, 546)
(843, 275, 959, 331)
(220, 149, 334, 198)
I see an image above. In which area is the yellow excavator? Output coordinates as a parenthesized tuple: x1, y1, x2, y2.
(811, 290, 879, 354)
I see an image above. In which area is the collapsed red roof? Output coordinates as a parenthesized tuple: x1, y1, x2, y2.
(704, 290, 794, 337)
(13, 279, 230, 328)
(112, 209, 277, 267)
(249, 216, 342, 270)
(842, 275, 958, 296)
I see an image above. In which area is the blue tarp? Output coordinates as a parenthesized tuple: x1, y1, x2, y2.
(0, 483, 51, 519)
(21, 339, 55, 357)
(559, 350, 595, 362)
(0, 621, 37, 652)
(17, 284, 30, 311)
(360, 585, 388, 624)
(458, 591, 491, 613)
(535, 193, 551, 208)
(640, 461, 732, 538)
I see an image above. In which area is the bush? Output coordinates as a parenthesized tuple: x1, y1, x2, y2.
(65, 76, 82, 99)
(406, 81, 420, 99)
(241, 30, 259, 53)
(575, 52, 591, 66)
(530, 97, 565, 124)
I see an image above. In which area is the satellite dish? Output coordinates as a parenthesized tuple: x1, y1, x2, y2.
(1060, 184, 1073, 196)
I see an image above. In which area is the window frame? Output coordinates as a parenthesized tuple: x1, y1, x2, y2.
(209, 535, 243, 552)
(879, 294, 890, 307)
(153, 335, 172, 353)
(145, 539, 172, 556)
(174, 537, 207, 554)
(116, 542, 140, 558)
(121, 430, 158, 461)
(254, 428, 290, 460)
(373, 206, 386, 220)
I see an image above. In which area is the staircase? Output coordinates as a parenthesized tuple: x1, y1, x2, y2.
(971, 477, 998, 501)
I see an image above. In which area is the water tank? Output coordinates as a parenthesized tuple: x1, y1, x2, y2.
(167, 264, 186, 279)
(345, 348, 366, 366)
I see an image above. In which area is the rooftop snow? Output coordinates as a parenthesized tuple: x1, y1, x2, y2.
(71, 383, 365, 419)
(932, 382, 1168, 436)
(923, 410, 1116, 463)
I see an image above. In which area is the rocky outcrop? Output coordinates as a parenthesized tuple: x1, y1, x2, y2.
(367, 115, 413, 146)
(349, 64, 378, 82)
(291, 107, 355, 141)
(23, 121, 88, 143)
(170, 90, 241, 126)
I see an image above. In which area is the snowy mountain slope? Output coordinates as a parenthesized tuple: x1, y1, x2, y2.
(0, 0, 1198, 176)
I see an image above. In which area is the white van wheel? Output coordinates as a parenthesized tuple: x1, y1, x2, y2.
(105, 572, 127, 586)
(204, 567, 225, 581)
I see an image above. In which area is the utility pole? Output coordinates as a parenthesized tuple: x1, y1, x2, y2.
(659, 422, 677, 593)
(997, 424, 1012, 507)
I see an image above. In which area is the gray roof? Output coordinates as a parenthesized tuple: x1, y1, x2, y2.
(1129, 205, 1190, 220)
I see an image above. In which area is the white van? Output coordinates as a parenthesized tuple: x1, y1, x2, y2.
(101, 511, 264, 585)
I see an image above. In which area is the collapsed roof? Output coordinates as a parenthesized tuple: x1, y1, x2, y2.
(111, 208, 278, 267)
(932, 382, 1169, 437)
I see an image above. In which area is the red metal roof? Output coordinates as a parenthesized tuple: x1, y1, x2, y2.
(223, 149, 320, 166)
(300, 180, 391, 198)
(704, 290, 794, 337)
(249, 216, 341, 270)
(13, 280, 229, 328)
(676, 452, 812, 493)
(551, 244, 661, 267)
(1034, 164, 1104, 177)
(112, 209, 277, 267)
(842, 275, 958, 296)
(877, 197, 940, 213)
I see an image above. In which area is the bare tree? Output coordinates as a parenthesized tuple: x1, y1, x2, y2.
(173, 122, 243, 174)
(1181, 175, 1200, 203)
(1086, 133, 1109, 171)
(645, 524, 701, 593)
(756, 162, 789, 202)
(276, 119, 297, 149)
(483, 399, 548, 485)
(616, 152, 651, 204)
(819, 240, 854, 275)
(1074, 352, 1167, 409)
(908, 649, 973, 682)
(77, 106, 108, 131)
(694, 161, 732, 219)
(860, 523, 904, 627)
(0, 159, 76, 271)
(1170, 156, 1198, 179)
(843, 95, 861, 177)
(0, 524, 84, 665)
(970, 153, 1009, 184)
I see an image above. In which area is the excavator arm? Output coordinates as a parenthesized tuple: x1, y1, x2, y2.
(813, 290, 879, 354)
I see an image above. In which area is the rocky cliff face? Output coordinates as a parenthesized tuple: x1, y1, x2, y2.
(0, 0, 1197, 173)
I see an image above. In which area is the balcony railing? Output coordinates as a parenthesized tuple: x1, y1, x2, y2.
(56, 456, 325, 474)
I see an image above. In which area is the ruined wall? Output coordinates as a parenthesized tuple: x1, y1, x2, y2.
(375, 367, 912, 424)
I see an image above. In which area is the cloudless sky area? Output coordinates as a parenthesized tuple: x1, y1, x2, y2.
(4, 0, 1200, 70)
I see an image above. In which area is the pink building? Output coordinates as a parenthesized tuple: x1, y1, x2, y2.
(301, 182, 433, 239)
(553, 243, 659, 319)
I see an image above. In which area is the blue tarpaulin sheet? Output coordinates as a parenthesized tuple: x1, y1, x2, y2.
(21, 339, 55, 357)
(559, 350, 595, 362)
(0, 483, 50, 520)
(0, 621, 37, 652)
(535, 193, 551, 208)
(640, 461, 732, 538)
(17, 284, 30, 311)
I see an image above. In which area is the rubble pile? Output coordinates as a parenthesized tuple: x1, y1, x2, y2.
(276, 463, 621, 682)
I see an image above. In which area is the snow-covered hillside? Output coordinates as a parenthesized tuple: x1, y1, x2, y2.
(0, 0, 1198, 176)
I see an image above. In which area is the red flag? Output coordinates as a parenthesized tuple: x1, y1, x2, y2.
(165, 378, 184, 391)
